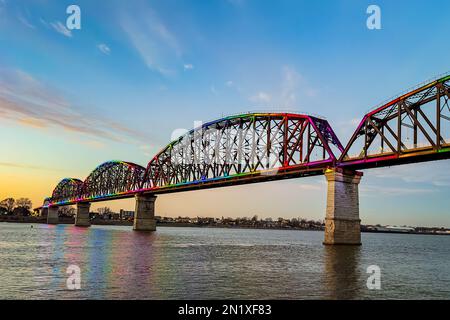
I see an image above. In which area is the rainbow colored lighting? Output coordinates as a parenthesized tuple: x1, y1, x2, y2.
(39, 72, 450, 209)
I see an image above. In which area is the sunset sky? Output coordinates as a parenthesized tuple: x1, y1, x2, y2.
(0, 0, 449, 227)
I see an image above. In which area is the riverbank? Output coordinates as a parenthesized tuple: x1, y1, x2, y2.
(1, 217, 449, 235)
(0, 217, 317, 230)
(0, 216, 72, 224)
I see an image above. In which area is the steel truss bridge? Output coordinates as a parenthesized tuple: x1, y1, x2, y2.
(41, 74, 450, 208)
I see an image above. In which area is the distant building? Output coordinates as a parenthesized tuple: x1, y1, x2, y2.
(159, 216, 174, 223)
(111, 213, 120, 220)
(376, 225, 415, 233)
(119, 209, 134, 220)
(176, 217, 191, 223)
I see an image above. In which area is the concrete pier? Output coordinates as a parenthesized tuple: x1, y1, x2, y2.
(133, 194, 157, 231)
(47, 207, 59, 224)
(323, 168, 363, 245)
(75, 202, 91, 227)
(40, 207, 48, 218)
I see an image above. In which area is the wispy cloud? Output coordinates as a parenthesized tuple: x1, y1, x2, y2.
(49, 21, 72, 37)
(120, 4, 182, 76)
(139, 144, 156, 157)
(279, 66, 317, 107)
(210, 85, 218, 95)
(225, 80, 234, 87)
(295, 183, 322, 191)
(17, 12, 35, 29)
(280, 66, 300, 107)
(335, 118, 364, 138)
(247, 66, 317, 109)
(0, 162, 48, 170)
(0, 68, 148, 144)
(361, 185, 434, 197)
(17, 117, 46, 128)
(184, 63, 194, 70)
(349, 118, 361, 126)
(97, 43, 111, 55)
(282, 179, 323, 191)
(249, 91, 271, 103)
(369, 163, 450, 188)
(0, 161, 68, 172)
(78, 139, 106, 149)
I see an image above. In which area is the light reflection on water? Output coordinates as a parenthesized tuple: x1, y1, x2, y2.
(0, 223, 449, 299)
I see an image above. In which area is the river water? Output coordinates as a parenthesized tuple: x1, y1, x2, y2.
(0, 222, 449, 299)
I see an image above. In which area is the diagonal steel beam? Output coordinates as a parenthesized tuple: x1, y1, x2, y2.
(401, 101, 436, 148)
(367, 118, 397, 153)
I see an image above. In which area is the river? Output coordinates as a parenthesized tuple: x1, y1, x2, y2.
(0, 222, 449, 299)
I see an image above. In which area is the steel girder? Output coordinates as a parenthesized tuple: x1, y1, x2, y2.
(40, 72, 450, 210)
(80, 161, 146, 200)
(51, 178, 83, 204)
(141, 113, 343, 191)
(43, 197, 52, 207)
(47, 161, 146, 206)
(339, 75, 450, 169)
(44, 114, 343, 207)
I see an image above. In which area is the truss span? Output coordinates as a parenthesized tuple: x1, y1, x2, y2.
(51, 178, 83, 204)
(141, 113, 344, 193)
(339, 74, 450, 169)
(80, 161, 146, 200)
(47, 161, 146, 206)
(40, 72, 450, 209)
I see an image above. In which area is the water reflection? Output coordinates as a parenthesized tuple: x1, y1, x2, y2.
(1, 224, 450, 299)
(123, 231, 159, 299)
(323, 245, 362, 299)
(49, 225, 67, 293)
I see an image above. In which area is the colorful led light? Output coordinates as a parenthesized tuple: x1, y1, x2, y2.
(39, 78, 450, 210)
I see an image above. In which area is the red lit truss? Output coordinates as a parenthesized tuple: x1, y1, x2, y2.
(340, 74, 450, 168)
(42, 74, 450, 207)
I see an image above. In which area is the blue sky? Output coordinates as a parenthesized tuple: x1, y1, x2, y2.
(0, 0, 449, 227)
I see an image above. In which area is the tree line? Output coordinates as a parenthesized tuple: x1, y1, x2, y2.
(0, 198, 33, 216)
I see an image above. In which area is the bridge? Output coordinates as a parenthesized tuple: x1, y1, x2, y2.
(37, 73, 450, 245)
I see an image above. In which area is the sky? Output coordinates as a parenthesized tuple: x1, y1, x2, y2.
(0, 0, 449, 227)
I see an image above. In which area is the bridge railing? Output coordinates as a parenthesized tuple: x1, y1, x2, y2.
(365, 71, 450, 114)
(340, 74, 450, 166)
(200, 109, 327, 125)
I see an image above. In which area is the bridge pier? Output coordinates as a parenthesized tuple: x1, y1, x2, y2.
(323, 168, 363, 245)
(75, 202, 91, 227)
(40, 207, 48, 217)
(47, 207, 59, 224)
(133, 194, 157, 231)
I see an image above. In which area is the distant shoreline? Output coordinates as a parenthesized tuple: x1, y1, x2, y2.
(0, 216, 449, 236)
(361, 229, 450, 236)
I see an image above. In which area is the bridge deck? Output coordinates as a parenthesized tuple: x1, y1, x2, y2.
(340, 144, 450, 170)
